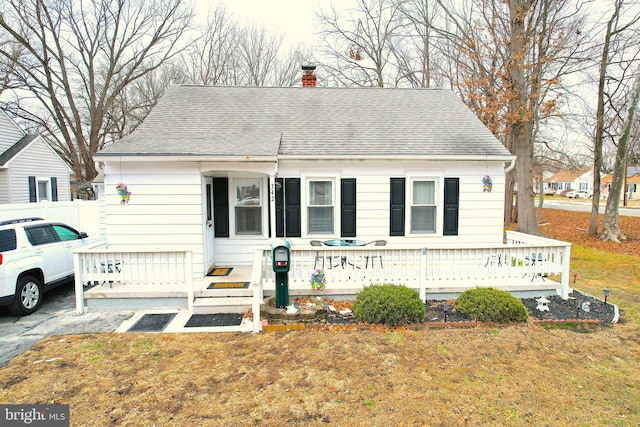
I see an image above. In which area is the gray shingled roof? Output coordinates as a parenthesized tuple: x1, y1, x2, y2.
(96, 85, 512, 159)
(0, 134, 38, 166)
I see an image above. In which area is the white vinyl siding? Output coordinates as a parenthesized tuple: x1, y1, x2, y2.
(103, 161, 207, 274)
(100, 158, 507, 270)
(3, 137, 70, 204)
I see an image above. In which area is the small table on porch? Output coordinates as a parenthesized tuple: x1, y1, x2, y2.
(323, 239, 366, 247)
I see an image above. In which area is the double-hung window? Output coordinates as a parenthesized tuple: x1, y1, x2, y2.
(308, 180, 334, 234)
(411, 180, 437, 234)
(234, 179, 262, 235)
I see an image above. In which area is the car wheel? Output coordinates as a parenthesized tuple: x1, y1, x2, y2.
(10, 276, 43, 315)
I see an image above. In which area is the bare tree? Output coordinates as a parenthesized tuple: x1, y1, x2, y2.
(271, 46, 313, 87)
(601, 65, 640, 241)
(238, 26, 283, 86)
(103, 64, 183, 142)
(316, 0, 405, 87)
(0, 0, 193, 182)
(0, 39, 22, 97)
(394, 0, 449, 88)
(589, 0, 640, 235)
(179, 6, 309, 88)
(430, 0, 592, 233)
(180, 4, 240, 86)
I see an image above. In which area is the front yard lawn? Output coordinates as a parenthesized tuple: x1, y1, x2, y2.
(1, 209, 639, 426)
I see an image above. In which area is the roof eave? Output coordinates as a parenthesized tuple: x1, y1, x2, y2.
(94, 153, 279, 162)
(277, 154, 516, 161)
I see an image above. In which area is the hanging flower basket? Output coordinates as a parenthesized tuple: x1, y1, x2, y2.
(116, 183, 131, 204)
(482, 175, 493, 193)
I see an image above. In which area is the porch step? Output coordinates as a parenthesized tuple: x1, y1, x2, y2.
(192, 296, 256, 314)
(194, 288, 254, 298)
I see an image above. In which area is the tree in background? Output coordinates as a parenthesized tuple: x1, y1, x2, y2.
(316, 0, 405, 87)
(0, 0, 193, 182)
(433, 0, 591, 233)
(601, 65, 640, 241)
(178, 4, 310, 87)
(588, 0, 640, 236)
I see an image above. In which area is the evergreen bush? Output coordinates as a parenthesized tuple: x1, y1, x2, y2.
(456, 287, 528, 322)
(352, 284, 425, 326)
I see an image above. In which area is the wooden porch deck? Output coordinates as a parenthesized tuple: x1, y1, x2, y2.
(75, 231, 572, 333)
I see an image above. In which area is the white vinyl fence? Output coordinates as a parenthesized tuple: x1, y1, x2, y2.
(0, 200, 102, 237)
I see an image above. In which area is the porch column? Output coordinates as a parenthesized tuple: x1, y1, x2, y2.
(560, 244, 572, 299)
(269, 173, 277, 242)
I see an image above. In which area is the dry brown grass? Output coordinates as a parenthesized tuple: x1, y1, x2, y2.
(1, 209, 640, 426)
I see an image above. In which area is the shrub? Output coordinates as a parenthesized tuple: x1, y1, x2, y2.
(456, 287, 528, 322)
(352, 284, 425, 326)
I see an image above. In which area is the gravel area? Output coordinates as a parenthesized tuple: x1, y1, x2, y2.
(323, 290, 617, 326)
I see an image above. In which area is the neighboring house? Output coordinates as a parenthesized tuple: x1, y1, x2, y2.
(601, 165, 640, 200)
(546, 168, 593, 195)
(0, 110, 71, 204)
(94, 82, 517, 277)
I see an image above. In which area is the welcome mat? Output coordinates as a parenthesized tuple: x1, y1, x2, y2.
(128, 313, 177, 332)
(207, 267, 233, 276)
(184, 313, 243, 328)
(207, 282, 249, 289)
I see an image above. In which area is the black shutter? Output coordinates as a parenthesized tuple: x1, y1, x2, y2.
(275, 178, 284, 237)
(284, 178, 301, 237)
(389, 178, 405, 236)
(28, 176, 37, 202)
(443, 178, 459, 236)
(51, 177, 58, 201)
(341, 178, 356, 237)
(212, 178, 229, 237)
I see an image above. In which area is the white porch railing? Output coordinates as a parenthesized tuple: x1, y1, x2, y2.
(73, 243, 193, 314)
(259, 232, 572, 300)
(73, 233, 571, 328)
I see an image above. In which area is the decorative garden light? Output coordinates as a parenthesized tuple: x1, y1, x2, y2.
(603, 289, 611, 304)
(442, 300, 450, 322)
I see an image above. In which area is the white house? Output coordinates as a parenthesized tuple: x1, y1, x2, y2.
(78, 76, 572, 326)
(0, 110, 71, 204)
(546, 168, 593, 195)
(601, 166, 640, 200)
(94, 83, 517, 275)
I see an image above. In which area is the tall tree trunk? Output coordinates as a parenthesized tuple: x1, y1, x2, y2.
(600, 65, 640, 242)
(589, 4, 619, 236)
(508, 0, 541, 236)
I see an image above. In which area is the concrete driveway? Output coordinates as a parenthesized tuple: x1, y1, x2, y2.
(0, 281, 134, 368)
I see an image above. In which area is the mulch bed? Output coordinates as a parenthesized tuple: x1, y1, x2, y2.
(315, 290, 617, 327)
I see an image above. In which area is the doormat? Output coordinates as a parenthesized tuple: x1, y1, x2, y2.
(184, 313, 243, 327)
(127, 313, 177, 332)
(207, 282, 249, 289)
(207, 267, 233, 276)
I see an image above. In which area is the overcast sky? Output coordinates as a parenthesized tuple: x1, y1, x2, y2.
(193, 0, 351, 49)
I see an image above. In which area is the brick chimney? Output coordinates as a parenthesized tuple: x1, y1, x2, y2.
(301, 65, 316, 87)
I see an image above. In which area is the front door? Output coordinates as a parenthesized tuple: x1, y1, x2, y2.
(205, 180, 215, 271)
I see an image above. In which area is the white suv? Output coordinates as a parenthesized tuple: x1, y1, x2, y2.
(0, 218, 91, 315)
